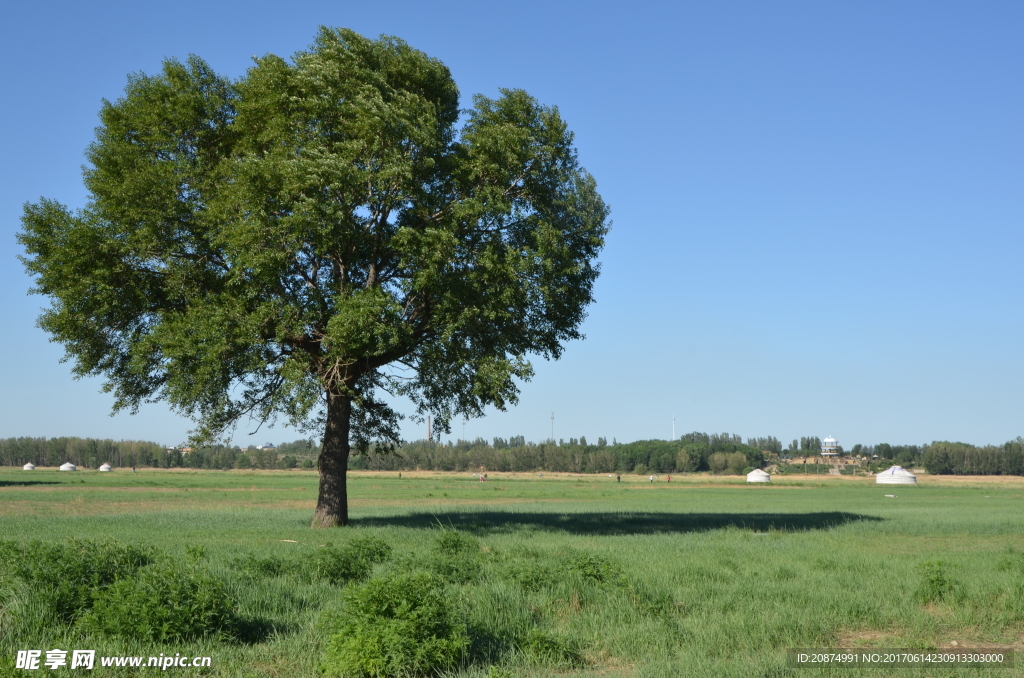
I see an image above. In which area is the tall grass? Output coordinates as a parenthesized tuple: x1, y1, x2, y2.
(2, 470, 1024, 676)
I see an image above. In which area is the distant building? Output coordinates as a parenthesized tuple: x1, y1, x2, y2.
(821, 436, 839, 457)
(876, 466, 917, 485)
(256, 442, 276, 451)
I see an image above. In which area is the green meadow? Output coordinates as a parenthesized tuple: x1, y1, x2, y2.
(2, 469, 1023, 677)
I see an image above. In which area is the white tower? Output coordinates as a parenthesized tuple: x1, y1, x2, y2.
(821, 436, 839, 457)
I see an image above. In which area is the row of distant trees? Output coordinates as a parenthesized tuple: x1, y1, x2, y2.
(0, 438, 166, 469)
(3, 435, 1023, 476)
(354, 432, 770, 474)
(921, 439, 1024, 475)
(0, 437, 316, 470)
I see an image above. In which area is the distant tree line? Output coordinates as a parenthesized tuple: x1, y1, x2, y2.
(921, 439, 1024, 475)
(351, 432, 772, 475)
(0, 438, 167, 469)
(0, 437, 318, 470)
(4, 434, 1023, 476)
(848, 443, 923, 467)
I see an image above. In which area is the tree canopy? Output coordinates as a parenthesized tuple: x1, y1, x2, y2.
(18, 27, 609, 526)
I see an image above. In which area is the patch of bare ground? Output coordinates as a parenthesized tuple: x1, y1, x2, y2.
(0, 485, 312, 494)
(580, 650, 636, 677)
(0, 498, 319, 517)
(349, 496, 577, 507)
(839, 628, 1024, 650)
(0, 494, 577, 516)
(526, 656, 635, 678)
(918, 475, 1024, 487)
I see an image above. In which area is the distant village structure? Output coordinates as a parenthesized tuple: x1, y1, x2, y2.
(821, 436, 839, 457)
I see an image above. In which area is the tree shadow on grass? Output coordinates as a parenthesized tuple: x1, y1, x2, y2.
(353, 511, 882, 536)
(0, 480, 61, 488)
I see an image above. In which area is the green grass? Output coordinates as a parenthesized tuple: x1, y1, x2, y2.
(2, 469, 1024, 677)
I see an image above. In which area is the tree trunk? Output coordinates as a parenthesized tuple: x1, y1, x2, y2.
(311, 391, 351, 528)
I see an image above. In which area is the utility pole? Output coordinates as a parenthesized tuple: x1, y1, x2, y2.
(672, 416, 676, 441)
(550, 411, 554, 443)
(426, 415, 431, 443)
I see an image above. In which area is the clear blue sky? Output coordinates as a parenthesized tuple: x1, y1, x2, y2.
(2, 1, 1021, 449)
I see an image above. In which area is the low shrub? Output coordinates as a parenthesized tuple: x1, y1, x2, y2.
(322, 572, 468, 677)
(428, 530, 481, 584)
(184, 545, 207, 563)
(517, 627, 585, 667)
(429, 555, 481, 585)
(306, 536, 392, 584)
(0, 539, 153, 622)
(434, 530, 479, 556)
(567, 553, 621, 584)
(915, 560, 961, 604)
(79, 561, 238, 641)
(502, 560, 557, 591)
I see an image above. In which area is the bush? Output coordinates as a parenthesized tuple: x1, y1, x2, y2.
(518, 627, 584, 667)
(306, 536, 392, 584)
(434, 530, 479, 556)
(915, 561, 961, 604)
(502, 560, 557, 592)
(322, 572, 468, 677)
(79, 561, 238, 641)
(428, 530, 481, 584)
(567, 553, 621, 584)
(0, 539, 153, 622)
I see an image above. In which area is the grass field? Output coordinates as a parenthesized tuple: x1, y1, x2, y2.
(2, 468, 1024, 677)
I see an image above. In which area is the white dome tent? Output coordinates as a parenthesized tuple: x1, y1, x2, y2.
(876, 465, 917, 485)
(746, 469, 771, 483)
(22, 463, 35, 470)
(99, 463, 112, 472)
(59, 462, 77, 471)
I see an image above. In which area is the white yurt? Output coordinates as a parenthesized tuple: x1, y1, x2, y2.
(876, 465, 917, 485)
(59, 462, 77, 471)
(99, 463, 112, 472)
(746, 469, 771, 483)
(22, 463, 35, 470)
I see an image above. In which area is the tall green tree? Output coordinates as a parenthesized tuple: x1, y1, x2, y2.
(18, 28, 609, 527)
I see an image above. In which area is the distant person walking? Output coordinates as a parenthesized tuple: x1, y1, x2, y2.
(667, 475, 671, 482)
(616, 475, 621, 483)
